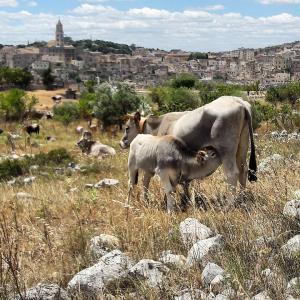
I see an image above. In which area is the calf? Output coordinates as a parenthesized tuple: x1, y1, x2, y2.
(25, 124, 40, 135)
(77, 135, 116, 158)
(128, 134, 221, 213)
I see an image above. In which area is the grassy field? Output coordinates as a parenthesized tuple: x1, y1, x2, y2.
(0, 119, 299, 299)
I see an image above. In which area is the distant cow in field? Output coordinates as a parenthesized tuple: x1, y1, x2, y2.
(128, 134, 221, 213)
(25, 124, 40, 135)
(77, 132, 116, 158)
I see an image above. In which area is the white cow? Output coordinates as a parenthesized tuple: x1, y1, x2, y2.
(128, 134, 221, 213)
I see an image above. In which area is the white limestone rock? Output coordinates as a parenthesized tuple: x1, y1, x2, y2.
(283, 200, 300, 220)
(89, 234, 120, 259)
(186, 235, 224, 267)
(128, 259, 169, 288)
(159, 250, 186, 268)
(286, 277, 300, 298)
(12, 283, 70, 300)
(201, 262, 225, 286)
(282, 235, 300, 258)
(67, 250, 133, 298)
(180, 218, 213, 246)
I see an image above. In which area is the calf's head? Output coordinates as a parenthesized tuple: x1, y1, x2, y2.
(120, 112, 142, 149)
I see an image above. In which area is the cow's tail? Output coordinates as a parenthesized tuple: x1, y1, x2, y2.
(245, 106, 257, 182)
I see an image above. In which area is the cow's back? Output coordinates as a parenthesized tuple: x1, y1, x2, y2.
(171, 96, 248, 152)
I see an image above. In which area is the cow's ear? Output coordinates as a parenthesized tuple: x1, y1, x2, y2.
(123, 114, 132, 121)
(134, 112, 141, 124)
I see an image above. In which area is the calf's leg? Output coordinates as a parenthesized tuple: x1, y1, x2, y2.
(159, 170, 177, 214)
(143, 172, 154, 203)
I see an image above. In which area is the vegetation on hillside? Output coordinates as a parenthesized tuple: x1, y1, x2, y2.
(0, 67, 33, 89)
(0, 89, 38, 121)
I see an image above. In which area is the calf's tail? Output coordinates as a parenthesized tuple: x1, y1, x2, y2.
(245, 107, 257, 182)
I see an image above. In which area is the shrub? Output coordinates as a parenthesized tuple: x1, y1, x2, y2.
(0, 159, 24, 181)
(169, 73, 197, 89)
(0, 148, 74, 181)
(251, 101, 277, 130)
(93, 82, 141, 128)
(53, 102, 80, 125)
(0, 89, 38, 121)
(149, 86, 200, 113)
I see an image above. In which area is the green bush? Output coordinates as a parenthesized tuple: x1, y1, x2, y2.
(0, 159, 24, 180)
(0, 148, 74, 181)
(251, 101, 277, 130)
(93, 82, 141, 128)
(169, 73, 197, 89)
(0, 89, 38, 121)
(149, 86, 200, 113)
(53, 102, 80, 125)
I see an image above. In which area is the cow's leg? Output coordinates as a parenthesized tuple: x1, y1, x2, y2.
(127, 168, 138, 205)
(180, 181, 190, 211)
(222, 154, 239, 206)
(236, 123, 249, 189)
(159, 171, 177, 214)
(143, 172, 154, 203)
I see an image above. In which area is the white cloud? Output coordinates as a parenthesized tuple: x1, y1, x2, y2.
(0, 0, 18, 7)
(1, 4, 300, 51)
(27, 1, 37, 6)
(205, 4, 225, 11)
(259, 0, 300, 4)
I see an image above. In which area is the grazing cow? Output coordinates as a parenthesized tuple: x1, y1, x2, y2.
(121, 96, 257, 206)
(25, 124, 40, 135)
(77, 134, 116, 158)
(128, 134, 221, 213)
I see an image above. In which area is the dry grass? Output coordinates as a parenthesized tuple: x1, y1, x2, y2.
(27, 89, 78, 110)
(0, 120, 299, 299)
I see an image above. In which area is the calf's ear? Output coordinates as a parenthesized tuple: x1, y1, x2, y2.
(196, 150, 207, 164)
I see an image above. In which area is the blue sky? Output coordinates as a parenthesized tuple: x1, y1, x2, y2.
(1, 0, 300, 51)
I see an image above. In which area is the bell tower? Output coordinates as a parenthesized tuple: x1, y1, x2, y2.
(56, 19, 64, 47)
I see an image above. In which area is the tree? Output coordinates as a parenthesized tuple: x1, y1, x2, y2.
(53, 102, 80, 125)
(169, 73, 197, 89)
(0, 89, 38, 121)
(150, 86, 200, 114)
(78, 92, 96, 120)
(0, 67, 33, 89)
(93, 83, 141, 128)
(42, 67, 55, 89)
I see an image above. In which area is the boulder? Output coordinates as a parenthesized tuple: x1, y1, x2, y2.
(23, 176, 36, 184)
(286, 277, 300, 297)
(257, 154, 284, 173)
(282, 235, 300, 258)
(251, 291, 272, 300)
(283, 200, 300, 220)
(186, 235, 224, 267)
(210, 274, 227, 294)
(159, 250, 186, 268)
(174, 289, 205, 300)
(12, 283, 70, 300)
(68, 250, 133, 298)
(201, 262, 225, 286)
(180, 218, 213, 246)
(128, 259, 169, 288)
(89, 234, 120, 259)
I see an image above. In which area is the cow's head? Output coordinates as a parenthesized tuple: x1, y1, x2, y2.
(196, 147, 217, 165)
(120, 112, 143, 149)
(77, 132, 94, 154)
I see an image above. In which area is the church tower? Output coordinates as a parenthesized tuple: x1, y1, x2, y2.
(56, 19, 64, 47)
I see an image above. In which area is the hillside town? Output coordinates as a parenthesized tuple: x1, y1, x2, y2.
(1, 20, 300, 89)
